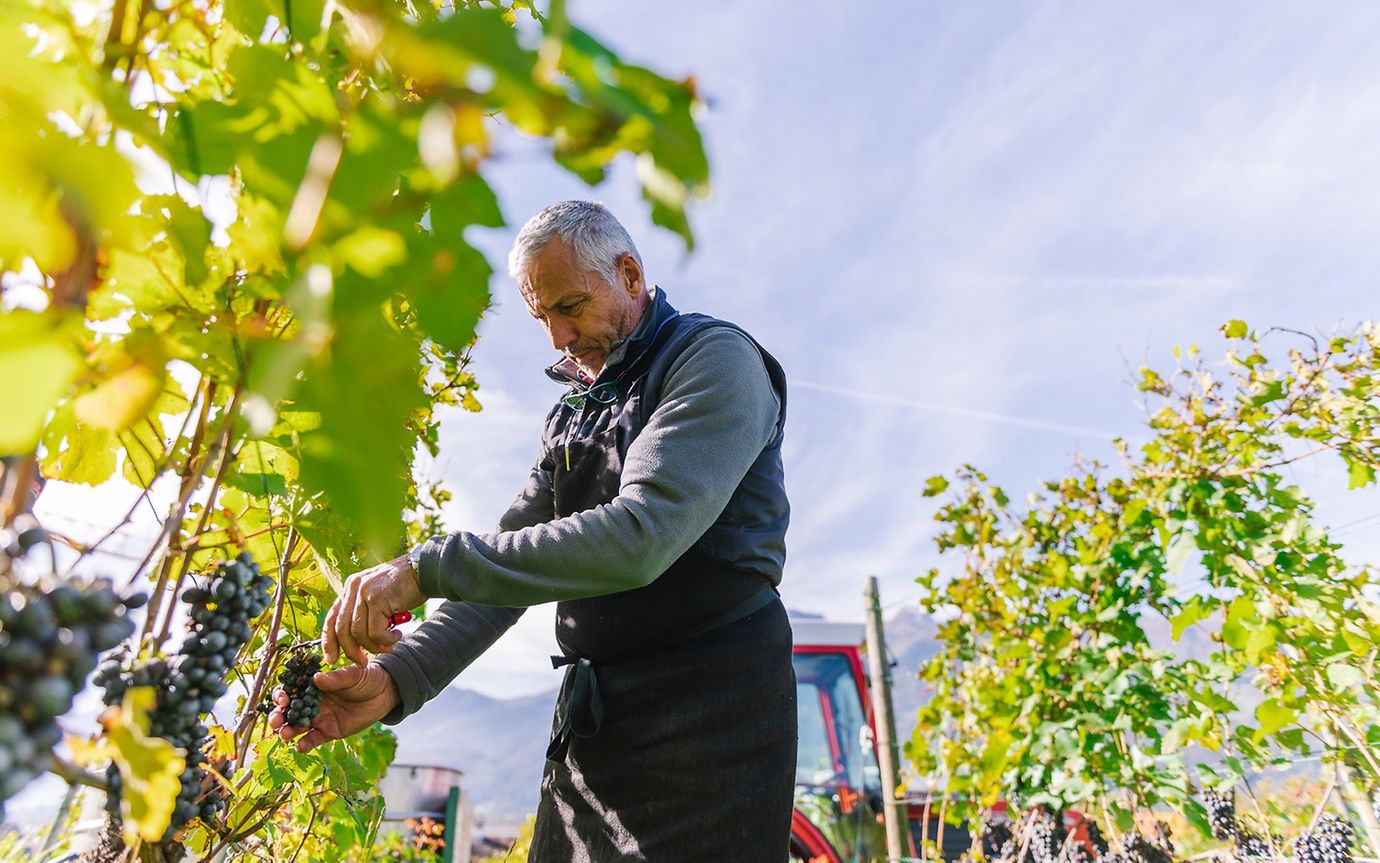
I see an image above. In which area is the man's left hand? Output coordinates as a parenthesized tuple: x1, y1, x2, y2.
(323, 553, 426, 666)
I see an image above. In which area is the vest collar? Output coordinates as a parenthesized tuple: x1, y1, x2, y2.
(544, 286, 680, 387)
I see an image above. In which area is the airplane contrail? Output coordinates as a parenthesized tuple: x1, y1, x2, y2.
(791, 380, 1117, 440)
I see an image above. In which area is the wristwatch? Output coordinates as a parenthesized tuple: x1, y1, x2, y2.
(406, 540, 427, 572)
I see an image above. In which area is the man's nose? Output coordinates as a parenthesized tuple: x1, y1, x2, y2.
(547, 318, 577, 351)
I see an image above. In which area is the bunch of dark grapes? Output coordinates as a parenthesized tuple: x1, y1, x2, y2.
(1084, 823, 1109, 858)
(1236, 832, 1270, 858)
(1061, 840, 1095, 863)
(277, 649, 322, 728)
(1022, 809, 1066, 863)
(981, 812, 1016, 860)
(1297, 815, 1354, 863)
(1121, 829, 1175, 863)
(96, 553, 271, 838)
(1203, 789, 1237, 841)
(0, 572, 146, 804)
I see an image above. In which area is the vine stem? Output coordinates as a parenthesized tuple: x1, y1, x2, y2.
(1239, 774, 1284, 858)
(154, 413, 244, 649)
(286, 793, 320, 863)
(0, 454, 36, 529)
(134, 384, 241, 644)
(48, 752, 108, 791)
(234, 526, 299, 765)
(198, 791, 289, 863)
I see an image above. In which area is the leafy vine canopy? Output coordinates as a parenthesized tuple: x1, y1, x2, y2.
(0, 0, 708, 563)
(0, 0, 709, 856)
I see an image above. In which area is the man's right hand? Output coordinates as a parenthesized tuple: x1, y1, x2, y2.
(268, 662, 400, 753)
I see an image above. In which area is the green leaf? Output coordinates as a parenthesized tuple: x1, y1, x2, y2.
(296, 277, 428, 558)
(637, 154, 694, 250)
(404, 234, 491, 354)
(1244, 622, 1277, 666)
(39, 405, 119, 486)
(0, 310, 83, 451)
(74, 363, 165, 433)
(1326, 662, 1364, 689)
(922, 475, 950, 498)
(1254, 699, 1296, 739)
(1170, 596, 1210, 641)
(1165, 533, 1195, 575)
(1346, 457, 1375, 490)
(1221, 320, 1248, 338)
(335, 227, 406, 278)
(427, 174, 505, 235)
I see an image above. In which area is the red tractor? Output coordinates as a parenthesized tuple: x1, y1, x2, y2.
(790, 619, 935, 861)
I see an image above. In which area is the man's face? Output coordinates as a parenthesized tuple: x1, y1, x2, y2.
(518, 239, 646, 375)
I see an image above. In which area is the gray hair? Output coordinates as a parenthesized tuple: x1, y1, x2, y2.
(507, 200, 644, 286)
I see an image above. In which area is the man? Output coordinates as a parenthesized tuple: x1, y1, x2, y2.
(270, 201, 794, 861)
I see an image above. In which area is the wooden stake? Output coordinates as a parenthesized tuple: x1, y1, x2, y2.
(865, 575, 906, 861)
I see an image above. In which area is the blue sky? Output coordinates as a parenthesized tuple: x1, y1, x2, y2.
(416, 1, 1380, 695)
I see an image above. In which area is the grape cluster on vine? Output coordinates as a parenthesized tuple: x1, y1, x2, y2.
(277, 649, 323, 728)
(1113, 825, 1174, 863)
(0, 568, 146, 804)
(1296, 815, 1354, 863)
(1236, 832, 1271, 858)
(981, 812, 1015, 861)
(1202, 789, 1237, 841)
(1023, 808, 1065, 863)
(97, 552, 271, 837)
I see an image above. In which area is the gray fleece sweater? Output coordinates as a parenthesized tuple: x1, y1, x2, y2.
(376, 321, 781, 720)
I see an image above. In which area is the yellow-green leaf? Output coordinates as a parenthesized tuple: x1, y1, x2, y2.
(74, 363, 165, 432)
(335, 227, 406, 278)
(106, 687, 187, 843)
(0, 310, 82, 451)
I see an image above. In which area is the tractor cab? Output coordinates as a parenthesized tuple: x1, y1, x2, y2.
(789, 619, 972, 862)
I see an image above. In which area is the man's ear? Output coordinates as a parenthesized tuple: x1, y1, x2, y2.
(619, 253, 644, 296)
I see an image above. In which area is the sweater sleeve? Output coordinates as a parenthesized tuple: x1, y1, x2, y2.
(411, 327, 781, 606)
(373, 454, 554, 722)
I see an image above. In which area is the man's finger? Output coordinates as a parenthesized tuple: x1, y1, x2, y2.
(315, 663, 364, 693)
(295, 727, 330, 753)
(268, 709, 285, 730)
(272, 688, 289, 707)
(335, 576, 366, 666)
(362, 596, 403, 654)
(277, 722, 303, 742)
(322, 600, 342, 665)
(353, 596, 398, 656)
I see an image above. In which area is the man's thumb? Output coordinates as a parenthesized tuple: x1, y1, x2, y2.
(315, 664, 366, 692)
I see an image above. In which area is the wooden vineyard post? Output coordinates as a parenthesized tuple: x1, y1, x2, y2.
(865, 576, 906, 862)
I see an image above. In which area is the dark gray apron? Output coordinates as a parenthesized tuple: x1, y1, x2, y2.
(527, 420, 797, 862)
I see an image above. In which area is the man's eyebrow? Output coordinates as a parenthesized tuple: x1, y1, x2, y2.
(528, 291, 590, 316)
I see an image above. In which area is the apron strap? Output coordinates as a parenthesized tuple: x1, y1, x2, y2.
(544, 585, 779, 764)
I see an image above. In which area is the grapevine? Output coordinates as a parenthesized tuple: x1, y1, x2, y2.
(0, 521, 146, 804)
(95, 553, 271, 838)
